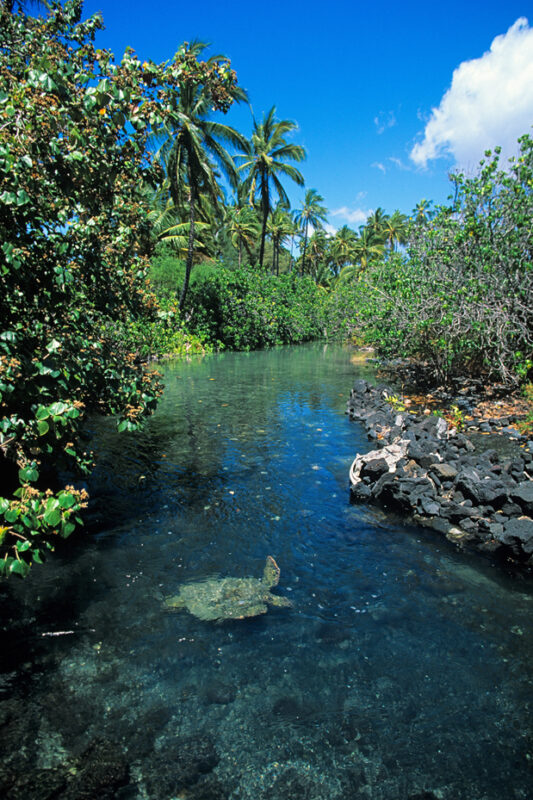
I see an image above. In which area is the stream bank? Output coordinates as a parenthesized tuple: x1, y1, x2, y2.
(347, 379, 533, 570)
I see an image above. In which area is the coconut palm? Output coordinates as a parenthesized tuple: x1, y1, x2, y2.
(330, 225, 358, 276)
(239, 106, 306, 270)
(306, 230, 331, 284)
(226, 205, 260, 267)
(294, 189, 328, 275)
(267, 204, 294, 275)
(355, 226, 385, 269)
(147, 186, 211, 257)
(383, 210, 409, 251)
(156, 41, 248, 312)
(366, 206, 389, 238)
(413, 198, 432, 224)
(338, 227, 385, 283)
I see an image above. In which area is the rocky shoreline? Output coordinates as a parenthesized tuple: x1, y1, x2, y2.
(347, 379, 533, 570)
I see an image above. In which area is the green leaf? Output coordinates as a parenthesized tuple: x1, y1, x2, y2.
(37, 419, 49, 436)
(36, 406, 50, 420)
(43, 497, 61, 527)
(44, 509, 61, 527)
(58, 492, 75, 509)
(46, 339, 61, 353)
(48, 401, 68, 416)
(16, 189, 30, 206)
(19, 466, 39, 483)
(10, 559, 30, 577)
(61, 521, 76, 538)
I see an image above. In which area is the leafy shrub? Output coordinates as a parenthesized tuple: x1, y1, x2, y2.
(185, 267, 325, 350)
(0, 1, 239, 575)
(353, 135, 533, 385)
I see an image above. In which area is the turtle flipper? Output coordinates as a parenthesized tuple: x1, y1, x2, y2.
(165, 595, 186, 610)
(268, 594, 292, 608)
(262, 555, 280, 588)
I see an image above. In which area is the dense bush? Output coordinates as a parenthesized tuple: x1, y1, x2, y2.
(0, 0, 238, 575)
(321, 282, 371, 343)
(185, 267, 325, 349)
(354, 136, 533, 385)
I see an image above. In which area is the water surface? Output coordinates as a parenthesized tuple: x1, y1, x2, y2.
(1, 344, 531, 800)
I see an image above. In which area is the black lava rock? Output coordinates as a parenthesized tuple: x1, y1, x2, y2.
(510, 482, 533, 515)
(347, 377, 533, 565)
(360, 457, 390, 480)
(499, 518, 533, 555)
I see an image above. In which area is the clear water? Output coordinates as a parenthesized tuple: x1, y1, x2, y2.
(1, 344, 532, 800)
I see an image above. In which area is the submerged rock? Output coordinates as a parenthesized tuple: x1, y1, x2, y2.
(64, 738, 130, 799)
(144, 735, 219, 798)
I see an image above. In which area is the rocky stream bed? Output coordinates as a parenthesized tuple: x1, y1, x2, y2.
(347, 379, 533, 570)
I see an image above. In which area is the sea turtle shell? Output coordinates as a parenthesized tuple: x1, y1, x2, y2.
(165, 556, 291, 621)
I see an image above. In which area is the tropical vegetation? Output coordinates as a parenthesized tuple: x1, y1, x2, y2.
(1, 0, 532, 577)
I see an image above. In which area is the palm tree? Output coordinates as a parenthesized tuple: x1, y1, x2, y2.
(226, 205, 259, 267)
(366, 206, 389, 238)
(239, 106, 306, 270)
(294, 188, 328, 275)
(354, 226, 385, 270)
(156, 41, 248, 312)
(413, 198, 432, 224)
(306, 230, 330, 283)
(338, 227, 385, 283)
(330, 225, 357, 276)
(267, 204, 294, 275)
(383, 210, 409, 251)
(147, 185, 212, 257)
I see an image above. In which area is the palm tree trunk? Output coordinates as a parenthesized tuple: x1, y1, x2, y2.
(290, 234, 294, 271)
(179, 181, 196, 314)
(259, 210, 268, 270)
(301, 220, 309, 275)
(258, 172, 269, 270)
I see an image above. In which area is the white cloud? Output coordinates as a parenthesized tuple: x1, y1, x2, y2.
(374, 111, 397, 135)
(388, 156, 410, 171)
(331, 207, 372, 226)
(411, 18, 533, 168)
(371, 161, 387, 173)
(324, 222, 337, 236)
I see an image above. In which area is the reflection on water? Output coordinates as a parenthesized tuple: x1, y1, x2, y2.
(1, 344, 532, 800)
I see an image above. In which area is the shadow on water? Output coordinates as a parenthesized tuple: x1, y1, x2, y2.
(1, 344, 532, 800)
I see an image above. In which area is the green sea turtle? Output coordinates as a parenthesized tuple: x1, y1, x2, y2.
(165, 556, 291, 621)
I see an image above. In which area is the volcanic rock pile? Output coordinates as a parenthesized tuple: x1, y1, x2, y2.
(347, 379, 533, 565)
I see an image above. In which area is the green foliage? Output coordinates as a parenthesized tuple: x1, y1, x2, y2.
(349, 136, 533, 386)
(517, 382, 533, 436)
(0, 1, 239, 575)
(185, 267, 325, 350)
(148, 247, 186, 293)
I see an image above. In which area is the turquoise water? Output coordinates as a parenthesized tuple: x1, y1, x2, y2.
(1, 344, 532, 799)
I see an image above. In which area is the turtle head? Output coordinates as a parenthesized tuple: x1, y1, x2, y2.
(262, 555, 280, 588)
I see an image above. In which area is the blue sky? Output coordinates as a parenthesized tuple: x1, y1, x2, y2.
(83, 0, 533, 229)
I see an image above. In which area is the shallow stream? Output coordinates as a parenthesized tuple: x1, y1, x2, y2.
(1, 344, 532, 799)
